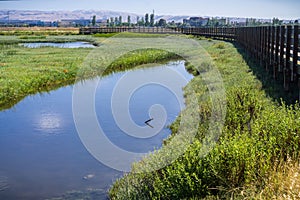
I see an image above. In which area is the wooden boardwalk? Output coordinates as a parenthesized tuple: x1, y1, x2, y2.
(236, 26, 300, 92)
(80, 26, 300, 98)
(185, 26, 300, 93)
(79, 27, 181, 34)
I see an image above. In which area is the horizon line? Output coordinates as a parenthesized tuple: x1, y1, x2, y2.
(0, 9, 299, 20)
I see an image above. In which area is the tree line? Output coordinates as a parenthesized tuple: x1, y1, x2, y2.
(104, 12, 168, 27)
(91, 14, 299, 28)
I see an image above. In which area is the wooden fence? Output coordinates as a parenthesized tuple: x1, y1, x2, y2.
(79, 27, 181, 34)
(80, 26, 300, 96)
(181, 27, 237, 40)
(236, 26, 299, 92)
(185, 25, 300, 93)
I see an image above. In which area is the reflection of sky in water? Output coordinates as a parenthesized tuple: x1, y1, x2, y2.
(20, 42, 95, 49)
(36, 113, 62, 134)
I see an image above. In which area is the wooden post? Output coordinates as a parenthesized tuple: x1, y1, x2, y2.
(280, 26, 285, 73)
(271, 26, 275, 77)
(265, 26, 271, 71)
(274, 26, 280, 79)
(284, 26, 292, 91)
(292, 25, 299, 83)
(261, 27, 266, 66)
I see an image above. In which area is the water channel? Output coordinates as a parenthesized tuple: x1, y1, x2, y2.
(0, 61, 192, 199)
(20, 41, 96, 48)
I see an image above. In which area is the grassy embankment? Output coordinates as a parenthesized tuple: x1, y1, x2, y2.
(109, 40, 300, 199)
(0, 33, 179, 110)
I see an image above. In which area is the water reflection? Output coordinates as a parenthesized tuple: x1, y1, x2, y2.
(20, 42, 96, 48)
(36, 113, 62, 134)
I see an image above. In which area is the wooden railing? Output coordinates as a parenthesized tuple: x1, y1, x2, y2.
(185, 25, 300, 92)
(79, 27, 181, 34)
(181, 27, 237, 40)
(236, 26, 299, 91)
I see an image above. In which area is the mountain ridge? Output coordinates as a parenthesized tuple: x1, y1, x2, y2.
(0, 10, 191, 23)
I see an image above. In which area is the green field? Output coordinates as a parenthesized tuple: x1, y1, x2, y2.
(0, 32, 299, 199)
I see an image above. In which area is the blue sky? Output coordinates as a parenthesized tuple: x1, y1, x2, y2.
(0, 0, 299, 19)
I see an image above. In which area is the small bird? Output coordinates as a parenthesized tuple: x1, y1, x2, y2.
(145, 118, 154, 128)
(144, 118, 153, 124)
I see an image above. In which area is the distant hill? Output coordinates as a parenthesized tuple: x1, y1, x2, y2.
(0, 10, 141, 22)
(0, 10, 285, 24)
(0, 10, 193, 23)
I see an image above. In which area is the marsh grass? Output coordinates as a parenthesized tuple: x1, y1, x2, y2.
(0, 35, 181, 110)
(0, 42, 90, 110)
(103, 49, 180, 75)
(0, 27, 79, 36)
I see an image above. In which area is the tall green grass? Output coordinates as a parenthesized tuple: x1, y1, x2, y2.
(109, 41, 300, 199)
(0, 42, 90, 110)
(0, 35, 180, 110)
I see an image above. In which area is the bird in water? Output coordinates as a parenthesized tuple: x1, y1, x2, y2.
(145, 118, 154, 128)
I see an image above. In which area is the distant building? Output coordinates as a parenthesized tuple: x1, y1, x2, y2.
(97, 19, 108, 27)
(0, 19, 45, 27)
(59, 19, 90, 27)
(183, 17, 209, 27)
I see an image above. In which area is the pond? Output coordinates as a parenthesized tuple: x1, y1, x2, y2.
(20, 41, 96, 48)
(0, 61, 193, 200)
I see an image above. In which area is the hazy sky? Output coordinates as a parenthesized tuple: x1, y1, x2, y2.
(0, 0, 299, 19)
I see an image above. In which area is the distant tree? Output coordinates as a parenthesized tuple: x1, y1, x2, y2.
(138, 17, 145, 26)
(115, 17, 119, 26)
(109, 17, 114, 27)
(150, 13, 155, 27)
(136, 16, 140, 25)
(106, 19, 109, 27)
(119, 16, 122, 25)
(145, 13, 149, 26)
(158, 18, 167, 27)
(167, 20, 176, 28)
(92, 15, 96, 26)
(272, 17, 280, 25)
(127, 15, 131, 25)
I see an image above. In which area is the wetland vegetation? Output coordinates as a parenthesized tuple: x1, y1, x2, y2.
(0, 29, 299, 199)
(0, 33, 179, 111)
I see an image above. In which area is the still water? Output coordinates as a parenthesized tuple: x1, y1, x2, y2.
(0, 61, 192, 199)
(20, 41, 96, 48)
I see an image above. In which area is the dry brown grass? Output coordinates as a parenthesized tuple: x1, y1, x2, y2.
(0, 27, 79, 35)
(259, 158, 300, 200)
